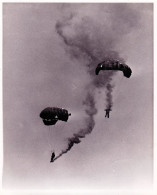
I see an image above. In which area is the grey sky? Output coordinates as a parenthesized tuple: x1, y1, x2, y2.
(3, 3, 153, 190)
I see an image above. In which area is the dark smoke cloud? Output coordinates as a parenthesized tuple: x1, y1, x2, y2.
(55, 14, 117, 109)
(53, 4, 139, 161)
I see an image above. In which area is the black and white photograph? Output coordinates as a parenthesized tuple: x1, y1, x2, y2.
(2, 2, 155, 194)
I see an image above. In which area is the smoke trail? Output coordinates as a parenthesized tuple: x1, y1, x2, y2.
(54, 16, 116, 161)
(54, 15, 118, 161)
(53, 4, 137, 160)
(53, 90, 97, 161)
(106, 83, 114, 109)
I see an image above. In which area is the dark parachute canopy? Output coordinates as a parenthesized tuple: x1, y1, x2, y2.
(40, 107, 71, 126)
(95, 59, 132, 78)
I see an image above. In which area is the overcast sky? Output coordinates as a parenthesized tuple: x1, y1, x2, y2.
(3, 3, 153, 191)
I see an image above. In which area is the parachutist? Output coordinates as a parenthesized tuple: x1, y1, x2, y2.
(50, 152, 55, 163)
(40, 107, 71, 162)
(105, 108, 111, 118)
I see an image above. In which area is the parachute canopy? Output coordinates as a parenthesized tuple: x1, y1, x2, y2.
(95, 59, 132, 78)
(40, 107, 71, 126)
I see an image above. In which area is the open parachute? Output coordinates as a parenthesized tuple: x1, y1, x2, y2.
(95, 59, 132, 78)
(40, 107, 71, 126)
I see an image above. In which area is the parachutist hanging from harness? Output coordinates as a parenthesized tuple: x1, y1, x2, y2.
(105, 108, 111, 118)
(39, 107, 71, 162)
(50, 152, 55, 163)
(95, 58, 132, 117)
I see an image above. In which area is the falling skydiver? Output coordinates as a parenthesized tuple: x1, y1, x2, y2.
(105, 108, 111, 118)
(50, 152, 55, 163)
